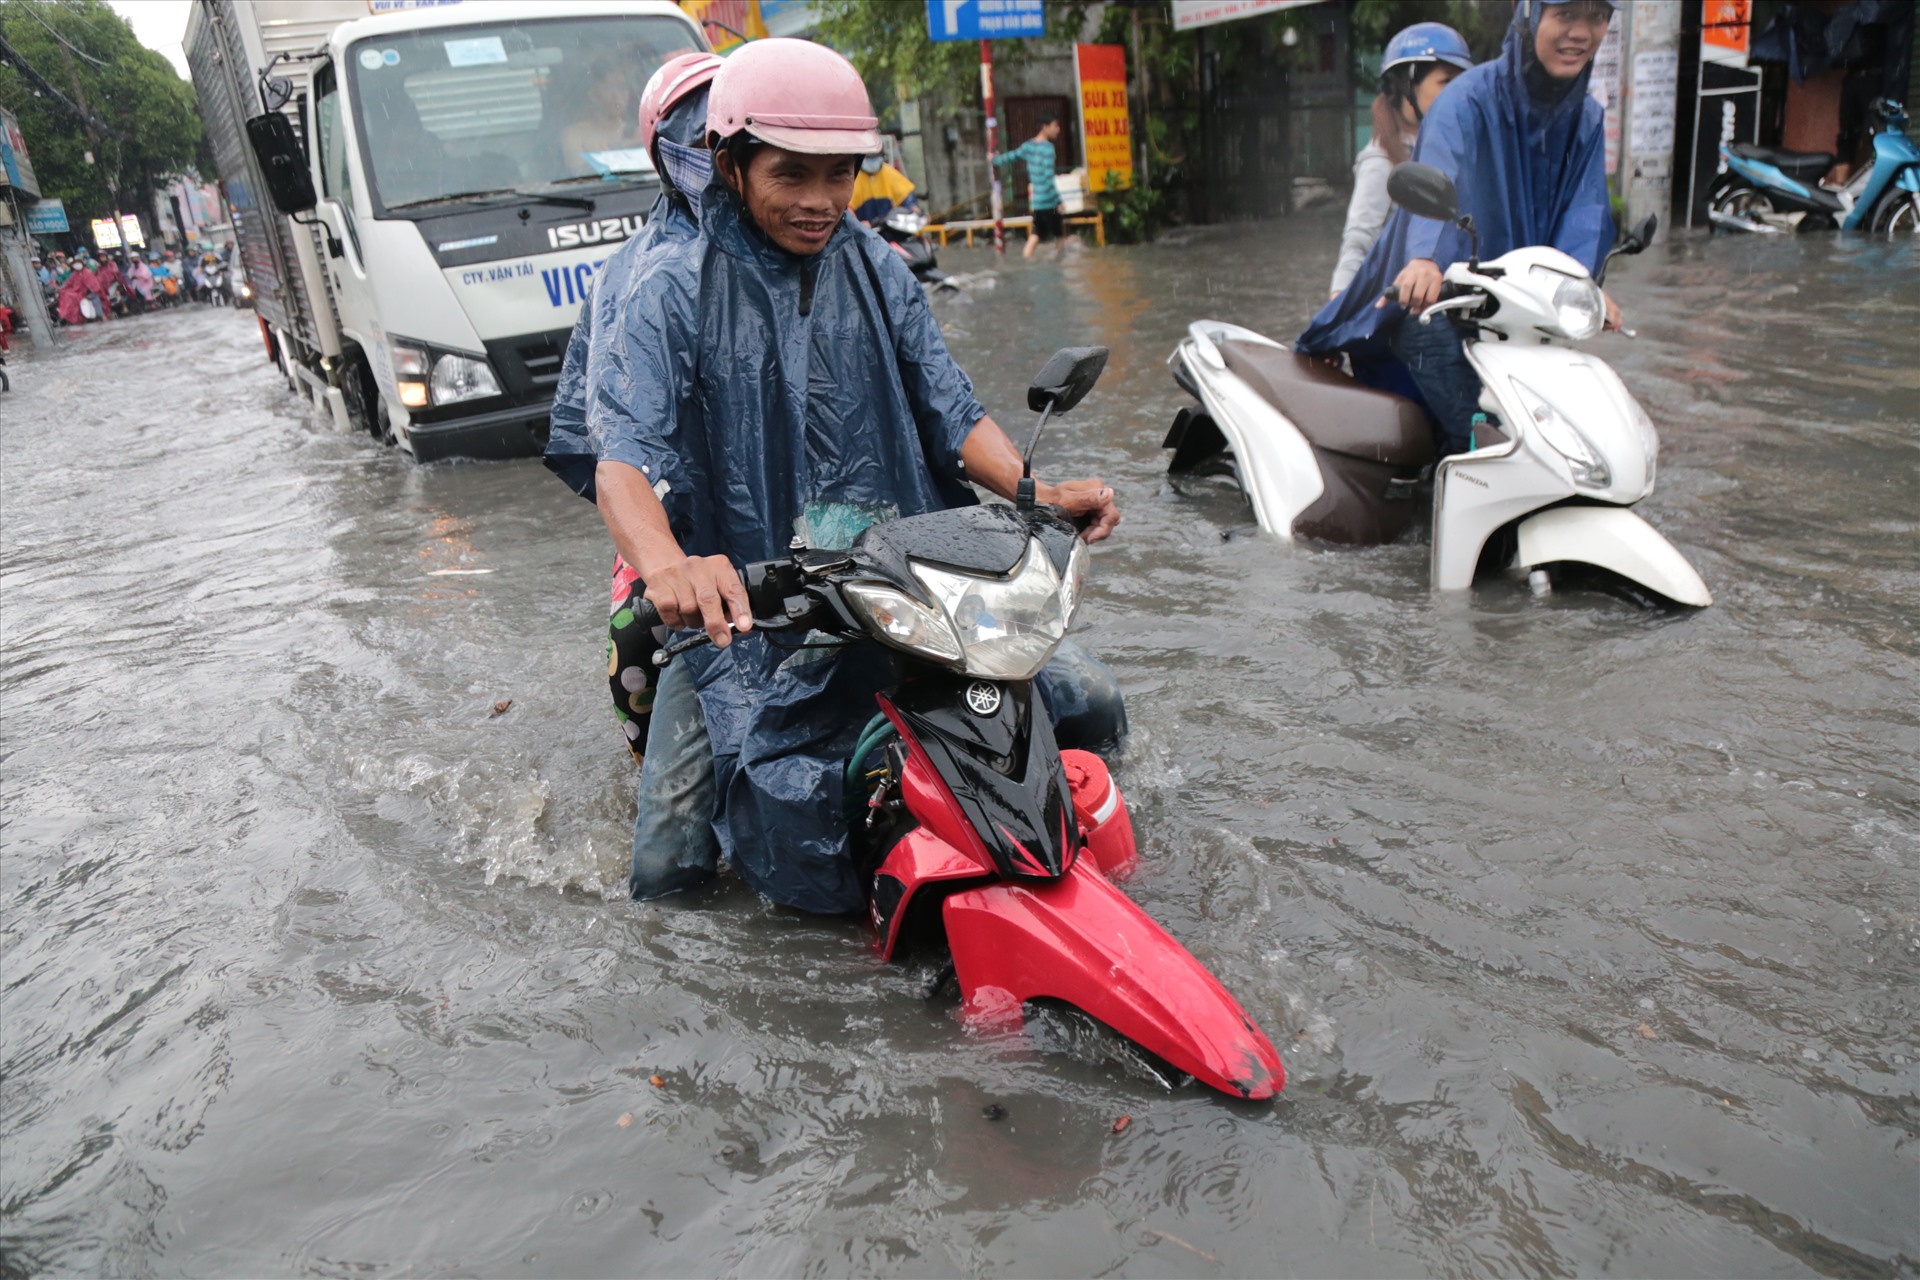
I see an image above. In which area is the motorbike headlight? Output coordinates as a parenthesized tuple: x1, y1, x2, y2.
(1529, 265, 1604, 341)
(1512, 379, 1611, 490)
(885, 208, 927, 234)
(844, 582, 964, 665)
(1058, 537, 1090, 626)
(391, 341, 431, 408)
(430, 352, 502, 406)
(912, 541, 1069, 681)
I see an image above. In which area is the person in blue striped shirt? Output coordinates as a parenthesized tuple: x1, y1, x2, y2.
(996, 113, 1064, 259)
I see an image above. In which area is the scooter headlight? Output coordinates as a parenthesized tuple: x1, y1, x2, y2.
(844, 582, 964, 665)
(1512, 379, 1611, 490)
(911, 540, 1072, 681)
(1529, 265, 1604, 341)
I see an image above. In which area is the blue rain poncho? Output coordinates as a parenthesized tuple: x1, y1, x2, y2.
(1298, 0, 1613, 361)
(546, 91, 714, 501)
(585, 178, 987, 914)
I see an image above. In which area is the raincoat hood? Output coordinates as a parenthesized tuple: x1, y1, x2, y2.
(1298, 0, 1613, 360)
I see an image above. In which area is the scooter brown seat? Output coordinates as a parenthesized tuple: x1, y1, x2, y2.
(1728, 141, 1834, 179)
(1219, 340, 1434, 467)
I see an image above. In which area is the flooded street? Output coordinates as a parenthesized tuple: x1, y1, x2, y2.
(3, 218, 1916, 1277)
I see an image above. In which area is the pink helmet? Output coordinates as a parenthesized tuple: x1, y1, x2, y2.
(706, 38, 880, 156)
(639, 50, 723, 154)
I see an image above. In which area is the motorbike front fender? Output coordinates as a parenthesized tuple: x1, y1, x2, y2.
(1515, 505, 1712, 607)
(943, 859, 1284, 1099)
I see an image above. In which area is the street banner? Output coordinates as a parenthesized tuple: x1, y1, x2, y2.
(679, 0, 766, 53)
(120, 213, 147, 248)
(1702, 0, 1751, 67)
(1, 108, 41, 199)
(1171, 0, 1323, 32)
(24, 198, 68, 235)
(926, 0, 1044, 43)
(91, 217, 123, 250)
(1074, 44, 1132, 192)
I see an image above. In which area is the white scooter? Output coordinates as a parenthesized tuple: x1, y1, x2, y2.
(1163, 162, 1711, 608)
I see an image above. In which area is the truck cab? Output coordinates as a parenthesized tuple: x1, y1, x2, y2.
(244, 1, 704, 461)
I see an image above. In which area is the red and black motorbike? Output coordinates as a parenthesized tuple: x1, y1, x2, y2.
(640, 349, 1284, 1100)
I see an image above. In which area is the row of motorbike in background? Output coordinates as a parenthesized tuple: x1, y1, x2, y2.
(50, 252, 249, 325)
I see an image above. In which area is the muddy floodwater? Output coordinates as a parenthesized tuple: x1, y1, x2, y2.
(3, 219, 1916, 1278)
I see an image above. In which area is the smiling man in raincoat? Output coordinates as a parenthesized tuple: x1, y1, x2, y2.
(583, 39, 1126, 912)
(1298, 0, 1620, 456)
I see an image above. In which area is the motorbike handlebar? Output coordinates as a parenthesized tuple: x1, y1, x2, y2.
(1380, 281, 1470, 307)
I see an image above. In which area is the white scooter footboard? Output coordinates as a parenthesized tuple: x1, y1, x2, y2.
(1514, 506, 1712, 607)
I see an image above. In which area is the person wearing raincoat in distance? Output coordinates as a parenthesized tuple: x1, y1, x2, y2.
(1298, 0, 1621, 458)
(1331, 23, 1473, 298)
(545, 49, 725, 763)
(584, 38, 1126, 912)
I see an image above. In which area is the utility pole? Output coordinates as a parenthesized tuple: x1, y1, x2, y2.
(982, 38, 1004, 254)
(1621, 0, 1680, 239)
(52, 31, 126, 260)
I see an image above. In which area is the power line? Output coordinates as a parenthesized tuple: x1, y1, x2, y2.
(17, 1, 109, 68)
(0, 30, 126, 140)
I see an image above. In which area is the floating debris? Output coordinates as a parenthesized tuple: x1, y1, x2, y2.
(1112, 1114, 1132, 1134)
(616, 1112, 633, 1129)
(426, 568, 494, 576)
(649, 1074, 665, 1088)
(490, 700, 513, 717)
(982, 1104, 1007, 1121)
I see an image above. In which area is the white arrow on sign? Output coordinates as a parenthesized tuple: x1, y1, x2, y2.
(944, 0, 966, 36)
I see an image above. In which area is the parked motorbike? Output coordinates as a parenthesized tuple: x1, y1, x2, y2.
(877, 204, 953, 289)
(1711, 99, 1920, 235)
(1163, 162, 1711, 607)
(637, 347, 1284, 1100)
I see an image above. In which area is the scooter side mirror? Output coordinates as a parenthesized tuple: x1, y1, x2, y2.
(1386, 162, 1459, 223)
(1626, 213, 1658, 252)
(1027, 346, 1110, 414)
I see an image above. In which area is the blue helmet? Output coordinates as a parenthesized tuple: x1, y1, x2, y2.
(1381, 22, 1474, 78)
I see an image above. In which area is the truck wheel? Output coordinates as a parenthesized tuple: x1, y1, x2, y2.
(340, 358, 385, 443)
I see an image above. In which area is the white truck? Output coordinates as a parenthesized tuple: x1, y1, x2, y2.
(185, 0, 706, 461)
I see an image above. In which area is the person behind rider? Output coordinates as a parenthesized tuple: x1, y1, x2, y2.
(850, 151, 918, 227)
(544, 48, 725, 762)
(1299, 0, 1620, 458)
(584, 38, 1125, 911)
(1331, 23, 1472, 298)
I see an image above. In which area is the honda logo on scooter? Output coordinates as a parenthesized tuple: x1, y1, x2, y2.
(546, 215, 645, 250)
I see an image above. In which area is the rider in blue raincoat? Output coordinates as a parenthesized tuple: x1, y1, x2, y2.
(1298, 0, 1619, 455)
(585, 40, 1125, 913)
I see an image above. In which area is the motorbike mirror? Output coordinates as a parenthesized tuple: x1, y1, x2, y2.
(246, 112, 317, 215)
(1386, 162, 1459, 222)
(1027, 346, 1109, 415)
(1628, 213, 1658, 251)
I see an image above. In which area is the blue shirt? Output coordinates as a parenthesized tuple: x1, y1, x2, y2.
(997, 137, 1060, 211)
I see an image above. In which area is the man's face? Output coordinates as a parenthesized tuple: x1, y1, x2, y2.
(1534, 1, 1610, 80)
(1042, 119, 1062, 142)
(722, 145, 857, 256)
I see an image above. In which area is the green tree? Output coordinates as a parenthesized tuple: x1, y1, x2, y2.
(0, 0, 202, 232)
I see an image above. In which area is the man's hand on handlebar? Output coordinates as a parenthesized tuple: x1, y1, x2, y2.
(1603, 290, 1623, 332)
(1380, 259, 1444, 313)
(640, 553, 753, 647)
(1038, 479, 1121, 545)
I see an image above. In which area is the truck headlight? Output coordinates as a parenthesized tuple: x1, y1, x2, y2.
(392, 341, 431, 408)
(430, 352, 502, 405)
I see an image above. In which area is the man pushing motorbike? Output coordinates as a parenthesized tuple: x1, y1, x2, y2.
(1298, 0, 1621, 458)
(579, 39, 1126, 912)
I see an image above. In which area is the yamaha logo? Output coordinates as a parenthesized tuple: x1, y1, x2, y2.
(965, 682, 1002, 716)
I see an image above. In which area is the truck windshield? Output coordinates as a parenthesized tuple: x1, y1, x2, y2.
(347, 16, 700, 212)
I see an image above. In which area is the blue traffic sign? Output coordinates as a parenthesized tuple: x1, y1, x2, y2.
(925, 0, 1045, 43)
